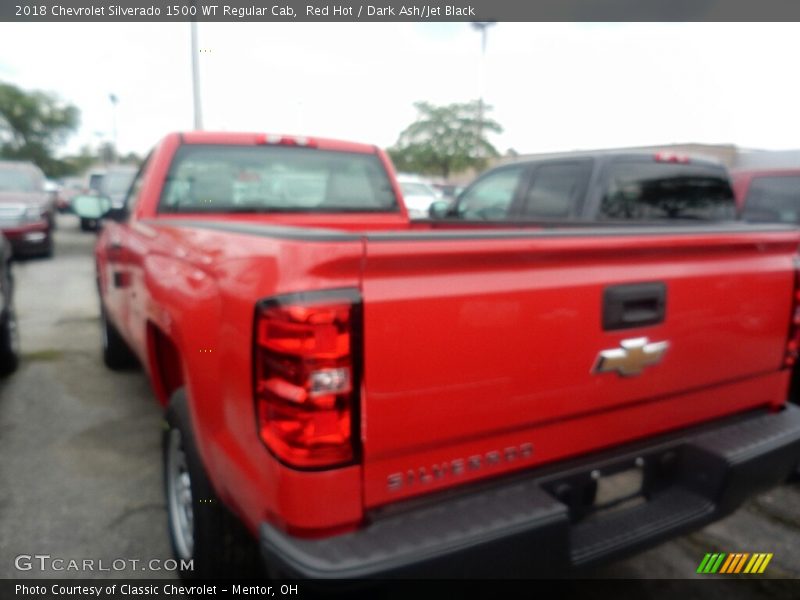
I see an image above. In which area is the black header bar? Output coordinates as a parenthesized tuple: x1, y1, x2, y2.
(4, 0, 800, 22)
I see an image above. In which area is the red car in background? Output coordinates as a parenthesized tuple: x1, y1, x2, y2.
(56, 176, 86, 213)
(732, 168, 800, 223)
(0, 161, 54, 258)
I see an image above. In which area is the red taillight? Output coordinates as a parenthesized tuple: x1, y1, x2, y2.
(256, 133, 317, 148)
(785, 259, 800, 368)
(254, 290, 360, 468)
(654, 152, 690, 164)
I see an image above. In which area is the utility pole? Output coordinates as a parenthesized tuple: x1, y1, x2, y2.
(108, 93, 118, 162)
(190, 18, 203, 130)
(471, 22, 495, 160)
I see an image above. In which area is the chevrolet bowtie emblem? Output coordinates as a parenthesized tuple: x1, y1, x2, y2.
(593, 337, 669, 377)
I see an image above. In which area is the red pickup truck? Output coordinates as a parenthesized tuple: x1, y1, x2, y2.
(90, 132, 800, 579)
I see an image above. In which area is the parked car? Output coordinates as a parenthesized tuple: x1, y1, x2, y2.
(396, 174, 442, 219)
(86, 169, 105, 194)
(731, 168, 800, 224)
(0, 233, 19, 375)
(431, 152, 736, 223)
(43, 179, 60, 228)
(431, 182, 464, 200)
(78, 132, 800, 579)
(0, 161, 54, 257)
(56, 177, 86, 213)
(77, 166, 138, 231)
(100, 165, 138, 209)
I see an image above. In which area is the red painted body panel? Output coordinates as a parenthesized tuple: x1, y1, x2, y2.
(95, 132, 800, 538)
(363, 372, 789, 506)
(359, 233, 796, 506)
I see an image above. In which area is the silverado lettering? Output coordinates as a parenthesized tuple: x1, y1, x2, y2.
(387, 442, 535, 491)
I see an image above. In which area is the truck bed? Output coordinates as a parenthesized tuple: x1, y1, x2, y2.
(146, 216, 799, 509)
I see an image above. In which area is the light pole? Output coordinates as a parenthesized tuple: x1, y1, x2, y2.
(109, 93, 118, 163)
(471, 22, 494, 159)
(190, 18, 203, 130)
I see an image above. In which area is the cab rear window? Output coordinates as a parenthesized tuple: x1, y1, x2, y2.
(599, 161, 736, 221)
(159, 145, 398, 213)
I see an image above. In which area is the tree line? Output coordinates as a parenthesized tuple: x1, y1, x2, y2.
(1, 81, 502, 181)
(0, 81, 140, 179)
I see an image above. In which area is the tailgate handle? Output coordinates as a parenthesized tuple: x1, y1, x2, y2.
(603, 282, 666, 330)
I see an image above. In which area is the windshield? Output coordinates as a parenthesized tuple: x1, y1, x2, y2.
(103, 171, 136, 195)
(88, 174, 104, 192)
(0, 167, 39, 192)
(600, 161, 736, 221)
(159, 145, 398, 213)
(400, 182, 436, 198)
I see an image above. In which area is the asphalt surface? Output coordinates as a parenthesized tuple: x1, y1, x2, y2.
(0, 215, 173, 580)
(0, 214, 798, 586)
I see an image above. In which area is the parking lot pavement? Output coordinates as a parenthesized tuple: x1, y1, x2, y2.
(0, 214, 798, 582)
(0, 215, 174, 579)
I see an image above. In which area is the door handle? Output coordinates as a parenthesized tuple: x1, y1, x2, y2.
(603, 282, 667, 330)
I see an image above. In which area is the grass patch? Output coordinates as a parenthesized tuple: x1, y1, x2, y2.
(22, 349, 64, 361)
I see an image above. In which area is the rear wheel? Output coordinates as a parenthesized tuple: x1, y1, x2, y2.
(0, 265, 19, 376)
(100, 304, 137, 369)
(0, 305, 20, 376)
(787, 369, 800, 482)
(80, 218, 97, 232)
(40, 233, 54, 259)
(164, 389, 261, 579)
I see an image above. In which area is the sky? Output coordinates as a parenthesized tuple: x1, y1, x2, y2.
(1, 22, 799, 158)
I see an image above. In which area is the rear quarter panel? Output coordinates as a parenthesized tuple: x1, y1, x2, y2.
(134, 221, 367, 532)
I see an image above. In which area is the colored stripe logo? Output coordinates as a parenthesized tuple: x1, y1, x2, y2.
(697, 553, 773, 574)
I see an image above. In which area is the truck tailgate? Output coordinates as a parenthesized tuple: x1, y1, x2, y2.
(359, 226, 800, 507)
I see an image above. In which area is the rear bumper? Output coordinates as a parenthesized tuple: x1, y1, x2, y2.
(2, 222, 50, 256)
(260, 404, 800, 578)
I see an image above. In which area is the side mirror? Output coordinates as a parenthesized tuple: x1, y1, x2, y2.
(72, 194, 112, 220)
(428, 200, 451, 219)
(105, 207, 128, 222)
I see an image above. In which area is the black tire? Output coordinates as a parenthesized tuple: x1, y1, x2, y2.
(80, 218, 96, 232)
(100, 304, 137, 370)
(40, 234, 54, 259)
(0, 306, 20, 376)
(163, 389, 261, 580)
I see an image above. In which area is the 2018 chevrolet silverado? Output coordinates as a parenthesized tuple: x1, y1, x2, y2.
(86, 132, 800, 579)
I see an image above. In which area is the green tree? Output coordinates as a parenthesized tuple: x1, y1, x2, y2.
(61, 145, 97, 176)
(0, 81, 80, 177)
(387, 100, 502, 179)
